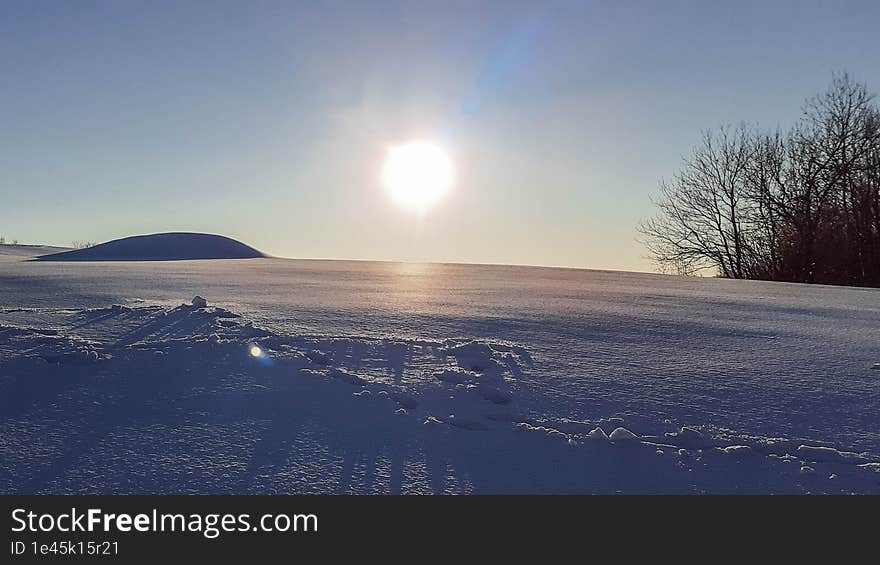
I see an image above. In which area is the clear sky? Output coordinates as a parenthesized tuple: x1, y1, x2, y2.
(2, 1, 879, 271)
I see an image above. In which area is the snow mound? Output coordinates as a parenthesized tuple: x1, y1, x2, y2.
(858, 463, 880, 473)
(431, 339, 525, 409)
(586, 427, 611, 441)
(440, 339, 529, 376)
(443, 341, 501, 373)
(434, 368, 477, 384)
(328, 368, 367, 387)
(35, 233, 265, 261)
(609, 427, 639, 442)
(112, 304, 260, 346)
(515, 422, 570, 442)
(796, 445, 866, 463)
(721, 445, 753, 458)
(664, 426, 715, 449)
(305, 349, 333, 366)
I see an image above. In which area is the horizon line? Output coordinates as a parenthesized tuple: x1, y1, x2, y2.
(6, 239, 660, 276)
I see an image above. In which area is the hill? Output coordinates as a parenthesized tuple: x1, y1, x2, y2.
(35, 233, 265, 261)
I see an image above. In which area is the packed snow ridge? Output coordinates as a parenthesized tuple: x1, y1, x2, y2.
(35, 233, 265, 261)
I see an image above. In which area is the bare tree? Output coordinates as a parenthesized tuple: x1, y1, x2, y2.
(742, 130, 788, 279)
(639, 125, 756, 278)
(802, 72, 880, 284)
(642, 73, 880, 288)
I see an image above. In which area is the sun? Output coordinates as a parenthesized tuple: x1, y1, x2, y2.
(381, 141, 454, 214)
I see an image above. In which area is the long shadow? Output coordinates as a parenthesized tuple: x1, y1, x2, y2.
(12, 345, 223, 494)
(9, 334, 830, 494)
(113, 306, 216, 347)
(232, 395, 306, 493)
(383, 341, 412, 384)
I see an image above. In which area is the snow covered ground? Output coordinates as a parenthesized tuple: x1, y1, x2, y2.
(1, 245, 879, 493)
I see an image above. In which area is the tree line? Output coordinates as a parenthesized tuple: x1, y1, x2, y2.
(640, 73, 880, 287)
(0, 238, 94, 248)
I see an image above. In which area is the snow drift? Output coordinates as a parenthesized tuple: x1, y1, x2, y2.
(3, 244, 880, 494)
(35, 233, 265, 261)
(2, 299, 878, 494)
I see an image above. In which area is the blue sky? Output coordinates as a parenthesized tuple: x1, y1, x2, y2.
(2, 1, 879, 270)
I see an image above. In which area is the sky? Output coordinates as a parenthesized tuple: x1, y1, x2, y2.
(2, 1, 879, 271)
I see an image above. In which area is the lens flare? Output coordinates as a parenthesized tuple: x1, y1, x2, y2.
(382, 141, 454, 214)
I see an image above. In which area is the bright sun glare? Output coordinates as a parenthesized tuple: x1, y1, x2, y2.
(382, 141, 454, 214)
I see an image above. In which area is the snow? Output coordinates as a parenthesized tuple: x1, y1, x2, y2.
(721, 445, 754, 458)
(609, 427, 639, 442)
(664, 426, 714, 449)
(443, 341, 502, 373)
(327, 368, 368, 387)
(796, 445, 866, 463)
(1, 245, 880, 493)
(434, 368, 476, 384)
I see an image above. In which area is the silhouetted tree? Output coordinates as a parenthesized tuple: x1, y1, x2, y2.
(639, 125, 756, 278)
(641, 73, 880, 288)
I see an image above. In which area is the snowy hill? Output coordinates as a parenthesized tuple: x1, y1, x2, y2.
(35, 233, 264, 261)
(1, 246, 879, 493)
